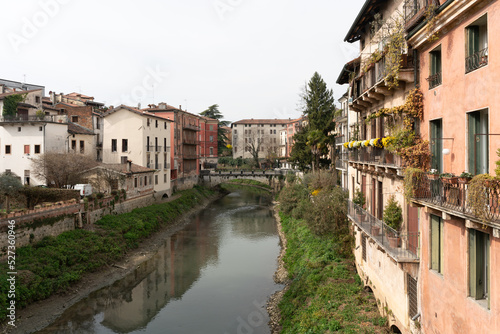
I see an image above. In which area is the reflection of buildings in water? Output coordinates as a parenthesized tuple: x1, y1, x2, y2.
(38, 216, 221, 333)
(230, 207, 277, 239)
(101, 216, 220, 332)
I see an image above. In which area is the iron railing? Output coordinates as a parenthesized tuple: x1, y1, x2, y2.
(335, 135, 345, 145)
(348, 199, 419, 261)
(403, 0, 429, 25)
(427, 72, 442, 89)
(348, 147, 403, 168)
(465, 47, 488, 73)
(0, 115, 68, 123)
(411, 176, 500, 223)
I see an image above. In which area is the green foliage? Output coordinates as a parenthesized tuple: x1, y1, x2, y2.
(305, 187, 348, 237)
(383, 195, 402, 230)
(278, 214, 386, 333)
(199, 104, 230, 154)
(353, 188, 366, 206)
(0, 186, 216, 320)
(2, 93, 27, 116)
(468, 174, 499, 223)
(278, 183, 309, 217)
(495, 149, 500, 178)
(403, 167, 425, 201)
(0, 172, 23, 196)
(21, 187, 79, 209)
(289, 127, 312, 171)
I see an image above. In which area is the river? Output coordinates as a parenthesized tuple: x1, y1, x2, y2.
(37, 187, 282, 334)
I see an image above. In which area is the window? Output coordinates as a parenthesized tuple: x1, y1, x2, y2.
(71, 116, 78, 123)
(111, 139, 117, 152)
(270, 129, 273, 134)
(134, 177, 138, 188)
(209, 135, 213, 142)
(39, 126, 43, 131)
(24, 170, 30, 185)
(34, 145, 40, 154)
(210, 147, 213, 156)
(144, 176, 147, 186)
(80, 141, 84, 154)
(122, 139, 128, 152)
(428, 46, 442, 89)
(164, 173, 167, 183)
(164, 122, 167, 129)
(164, 138, 167, 151)
(96, 120, 100, 129)
(234, 129, 237, 134)
(155, 175, 158, 185)
(35, 96, 40, 103)
(274, 130, 276, 134)
(147, 118, 150, 127)
(430, 119, 443, 173)
(468, 109, 488, 174)
(71, 140, 76, 151)
(362, 234, 367, 262)
(147, 136, 150, 151)
(465, 14, 488, 73)
(155, 119, 158, 128)
(430, 214, 444, 274)
(408, 275, 418, 318)
(5, 145, 11, 154)
(24, 145, 30, 154)
(469, 229, 489, 307)
(234, 147, 237, 153)
(18, 127, 21, 132)
(210, 125, 213, 131)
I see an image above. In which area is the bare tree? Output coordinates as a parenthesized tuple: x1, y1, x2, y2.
(31, 152, 98, 188)
(85, 167, 126, 193)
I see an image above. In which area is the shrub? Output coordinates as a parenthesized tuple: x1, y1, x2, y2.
(305, 187, 348, 238)
(383, 195, 402, 230)
(278, 183, 309, 215)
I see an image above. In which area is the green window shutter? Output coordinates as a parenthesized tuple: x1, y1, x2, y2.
(468, 26, 480, 56)
(439, 219, 444, 273)
(469, 229, 478, 298)
(487, 234, 490, 308)
(431, 215, 440, 271)
(468, 112, 479, 174)
(430, 120, 443, 172)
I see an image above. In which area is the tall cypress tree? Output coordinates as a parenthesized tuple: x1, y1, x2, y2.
(290, 72, 336, 170)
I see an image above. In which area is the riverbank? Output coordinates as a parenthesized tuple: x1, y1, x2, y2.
(267, 204, 290, 334)
(0, 186, 226, 334)
(269, 211, 388, 333)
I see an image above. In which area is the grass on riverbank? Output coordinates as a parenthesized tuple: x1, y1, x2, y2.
(279, 214, 387, 333)
(227, 178, 272, 189)
(0, 186, 215, 321)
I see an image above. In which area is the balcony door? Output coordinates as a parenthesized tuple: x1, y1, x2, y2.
(430, 119, 443, 173)
(468, 109, 489, 174)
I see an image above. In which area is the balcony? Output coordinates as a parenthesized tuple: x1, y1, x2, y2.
(164, 163, 171, 170)
(145, 145, 162, 152)
(182, 138, 198, 145)
(348, 200, 419, 262)
(348, 147, 403, 170)
(335, 153, 349, 170)
(465, 48, 488, 74)
(147, 163, 162, 170)
(404, 0, 430, 29)
(350, 54, 414, 113)
(335, 135, 345, 145)
(183, 124, 200, 131)
(183, 154, 198, 160)
(411, 176, 500, 226)
(0, 115, 68, 123)
(426, 72, 442, 89)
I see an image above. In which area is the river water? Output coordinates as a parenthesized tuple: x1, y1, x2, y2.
(37, 188, 282, 334)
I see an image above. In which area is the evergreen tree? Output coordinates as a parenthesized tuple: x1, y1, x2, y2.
(290, 72, 336, 170)
(200, 104, 230, 155)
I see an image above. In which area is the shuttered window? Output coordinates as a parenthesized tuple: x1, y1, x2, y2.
(469, 229, 490, 308)
(430, 214, 443, 274)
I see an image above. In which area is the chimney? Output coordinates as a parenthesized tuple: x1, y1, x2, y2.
(179, 105, 182, 110)
(138, 102, 141, 109)
(159, 102, 167, 110)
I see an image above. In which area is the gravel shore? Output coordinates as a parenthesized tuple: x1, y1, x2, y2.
(267, 204, 291, 334)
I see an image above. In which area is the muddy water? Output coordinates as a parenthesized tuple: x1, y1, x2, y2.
(37, 189, 282, 334)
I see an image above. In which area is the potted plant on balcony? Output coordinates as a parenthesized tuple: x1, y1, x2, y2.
(468, 174, 500, 223)
(383, 195, 402, 248)
(427, 169, 440, 181)
(440, 173, 458, 184)
(458, 171, 473, 184)
(353, 188, 366, 222)
(403, 167, 426, 201)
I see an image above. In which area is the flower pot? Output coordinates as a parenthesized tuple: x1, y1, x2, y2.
(441, 177, 458, 185)
(388, 236, 400, 248)
(427, 174, 439, 181)
(371, 225, 380, 236)
(458, 177, 471, 184)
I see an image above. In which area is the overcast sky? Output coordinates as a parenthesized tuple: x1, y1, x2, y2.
(1, 0, 364, 123)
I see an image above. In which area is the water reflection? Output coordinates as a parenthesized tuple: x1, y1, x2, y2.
(37, 189, 280, 334)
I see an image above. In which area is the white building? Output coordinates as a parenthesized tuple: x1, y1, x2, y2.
(0, 116, 68, 185)
(101, 105, 172, 198)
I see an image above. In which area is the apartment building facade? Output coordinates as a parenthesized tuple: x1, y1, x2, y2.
(339, 0, 420, 332)
(101, 105, 172, 197)
(405, 0, 500, 332)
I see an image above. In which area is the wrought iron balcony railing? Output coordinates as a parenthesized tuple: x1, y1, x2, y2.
(411, 176, 500, 224)
(348, 200, 419, 261)
(465, 48, 488, 73)
(403, 0, 429, 26)
(426, 72, 442, 89)
(348, 147, 403, 168)
(335, 135, 345, 145)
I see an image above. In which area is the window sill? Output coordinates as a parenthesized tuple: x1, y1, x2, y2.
(468, 297, 490, 310)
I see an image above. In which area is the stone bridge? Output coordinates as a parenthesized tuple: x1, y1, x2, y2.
(200, 170, 291, 189)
